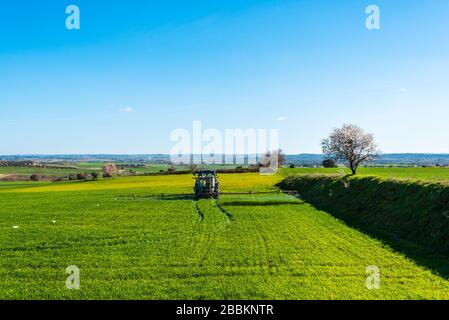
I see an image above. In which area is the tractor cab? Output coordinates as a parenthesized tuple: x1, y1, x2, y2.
(193, 170, 220, 199)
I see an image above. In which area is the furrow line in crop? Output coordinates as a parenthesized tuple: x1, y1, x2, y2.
(192, 200, 204, 222)
(215, 200, 234, 222)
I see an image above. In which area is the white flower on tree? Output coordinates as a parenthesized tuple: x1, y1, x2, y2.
(102, 163, 117, 178)
(322, 124, 380, 175)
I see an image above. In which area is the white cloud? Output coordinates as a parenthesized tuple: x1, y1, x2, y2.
(275, 116, 286, 121)
(120, 106, 134, 113)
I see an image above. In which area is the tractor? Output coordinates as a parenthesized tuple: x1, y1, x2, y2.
(193, 170, 220, 199)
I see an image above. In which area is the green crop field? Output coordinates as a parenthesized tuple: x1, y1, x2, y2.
(281, 167, 449, 182)
(0, 164, 169, 176)
(0, 163, 257, 178)
(0, 166, 86, 176)
(1, 171, 449, 299)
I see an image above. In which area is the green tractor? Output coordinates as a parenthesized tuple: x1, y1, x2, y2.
(194, 170, 220, 199)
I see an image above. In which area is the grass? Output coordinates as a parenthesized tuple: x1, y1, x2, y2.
(0, 166, 85, 176)
(279, 174, 449, 270)
(1, 172, 449, 299)
(281, 167, 449, 181)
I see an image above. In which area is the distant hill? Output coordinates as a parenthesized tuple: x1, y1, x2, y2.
(0, 154, 171, 164)
(286, 153, 449, 166)
(1, 153, 448, 166)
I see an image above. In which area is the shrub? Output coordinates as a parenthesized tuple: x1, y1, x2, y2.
(322, 159, 337, 168)
(91, 172, 99, 180)
(188, 164, 198, 173)
(30, 174, 42, 181)
(103, 173, 112, 179)
(216, 167, 259, 174)
(68, 174, 77, 181)
(76, 173, 87, 180)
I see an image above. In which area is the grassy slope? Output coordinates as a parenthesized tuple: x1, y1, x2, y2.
(1, 173, 449, 299)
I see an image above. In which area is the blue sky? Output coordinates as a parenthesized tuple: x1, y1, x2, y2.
(1, 0, 448, 154)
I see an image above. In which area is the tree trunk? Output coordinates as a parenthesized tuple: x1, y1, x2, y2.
(349, 161, 357, 175)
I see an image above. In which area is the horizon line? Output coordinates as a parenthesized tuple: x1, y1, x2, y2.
(2, 153, 449, 157)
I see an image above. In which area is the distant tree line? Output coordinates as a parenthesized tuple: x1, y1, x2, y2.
(1, 161, 38, 167)
(29, 172, 100, 182)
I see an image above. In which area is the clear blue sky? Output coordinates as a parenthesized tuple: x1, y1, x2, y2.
(1, 0, 448, 154)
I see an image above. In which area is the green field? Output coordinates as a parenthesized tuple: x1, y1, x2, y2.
(282, 167, 449, 181)
(0, 166, 86, 176)
(1, 171, 449, 299)
(0, 163, 169, 176)
(3, 164, 449, 182)
(0, 163, 253, 178)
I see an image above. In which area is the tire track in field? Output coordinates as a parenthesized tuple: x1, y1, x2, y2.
(198, 200, 229, 267)
(188, 200, 231, 266)
(186, 200, 215, 266)
(215, 200, 234, 222)
(192, 200, 204, 222)
(187, 200, 204, 257)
